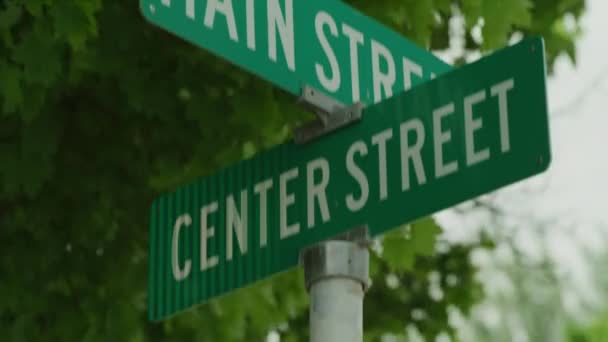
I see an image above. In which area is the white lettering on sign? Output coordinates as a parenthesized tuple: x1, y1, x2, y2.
(307, 158, 331, 228)
(371, 39, 396, 103)
(400, 118, 427, 191)
(268, 0, 295, 71)
(464, 90, 490, 166)
(341, 23, 364, 102)
(226, 190, 248, 260)
(491, 79, 514, 153)
(246, 0, 256, 50)
(346, 141, 369, 212)
(165, 79, 516, 281)
(433, 103, 458, 178)
(372, 128, 393, 201)
(200, 202, 219, 271)
(157, 1, 446, 105)
(403, 57, 423, 91)
(254, 179, 273, 247)
(172, 214, 192, 281)
(186, 0, 195, 19)
(204, 0, 239, 42)
(307, 13, 438, 103)
(280, 167, 300, 239)
(315, 12, 341, 93)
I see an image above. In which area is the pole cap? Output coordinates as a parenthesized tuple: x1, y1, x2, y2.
(300, 227, 370, 291)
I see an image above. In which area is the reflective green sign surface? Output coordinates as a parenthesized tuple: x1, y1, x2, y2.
(139, 0, 451, 105)
(149, 38, 551, 320)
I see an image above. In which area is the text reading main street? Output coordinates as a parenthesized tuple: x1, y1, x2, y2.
(142, 0, 451, 105)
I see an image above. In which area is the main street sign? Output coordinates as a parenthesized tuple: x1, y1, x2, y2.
(148, 38, 551, 320)
(140, 0, 451, 105)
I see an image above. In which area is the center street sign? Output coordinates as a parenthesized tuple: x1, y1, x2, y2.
(148, 37, 551, 320)
(140, 0, 451, 105)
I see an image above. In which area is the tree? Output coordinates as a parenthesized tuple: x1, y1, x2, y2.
(569, 312, 608, 342)
(0, 0, 585, 340)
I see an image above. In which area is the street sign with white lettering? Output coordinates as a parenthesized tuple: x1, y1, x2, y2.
(148, 38, 551, 320)
(140, 0, 451, 105)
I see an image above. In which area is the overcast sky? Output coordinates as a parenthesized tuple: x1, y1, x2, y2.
(436, 0, 608, 337)
(543, 0, 608, 230)
(439, 0, 608, 247)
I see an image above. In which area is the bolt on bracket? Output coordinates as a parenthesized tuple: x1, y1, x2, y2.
(294, 85, 364, 144)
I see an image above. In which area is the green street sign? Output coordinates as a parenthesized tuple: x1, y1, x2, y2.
(139, 0, 451, 105)
(148, 37, 551, 320)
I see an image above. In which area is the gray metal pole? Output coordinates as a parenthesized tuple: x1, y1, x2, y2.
(301, 229, 370, 342)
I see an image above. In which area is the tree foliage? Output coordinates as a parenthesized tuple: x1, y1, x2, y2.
(0, 0, 585, 340)
(569, 311, 608, 342)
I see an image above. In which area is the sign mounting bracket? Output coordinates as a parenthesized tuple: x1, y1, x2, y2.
(294, 85, 365, 144)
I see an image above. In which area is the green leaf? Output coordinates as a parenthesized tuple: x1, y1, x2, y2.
(12, 24, 61, 86)
(463, 0, 532, 50)
(462, 0, 483, 29)
(50, 1, 100, 50)
(0, 1, 22, 32)
(24, 0, 51, 17)
(382, 217, 443, 273)
(383, 226, 416, 272)
(11, 315, 28, 342)
(402, 0, 436, 47)
(482, 0, 532, 49)
(410, 216, 443, 256)
(435, 0, 452, 13)
(0, 62, 23, 113)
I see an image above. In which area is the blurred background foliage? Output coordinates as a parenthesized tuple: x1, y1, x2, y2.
(0, 0, 588, 341)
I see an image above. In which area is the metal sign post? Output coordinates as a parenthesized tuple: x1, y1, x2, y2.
(300, 227, 370, 342)
(295, 91, 369, 342)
